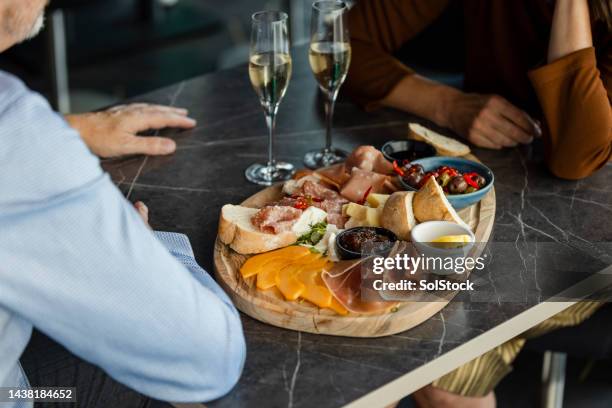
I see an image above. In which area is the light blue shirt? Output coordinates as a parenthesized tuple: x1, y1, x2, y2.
(0, 71, 246, 407)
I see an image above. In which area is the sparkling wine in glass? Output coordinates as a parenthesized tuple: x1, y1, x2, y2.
(245, 11, 294, 185)
(304, 0, 351, 169)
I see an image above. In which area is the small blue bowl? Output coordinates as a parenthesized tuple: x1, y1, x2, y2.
(399, 156, 494, 210)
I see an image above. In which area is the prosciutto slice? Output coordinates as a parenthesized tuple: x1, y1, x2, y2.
(345, 145, 394, 175)
(316, 163, 351, 189)
(340, 168, 388, 203)
(322, 259, 398, 314)
(251, 205, 302, 234)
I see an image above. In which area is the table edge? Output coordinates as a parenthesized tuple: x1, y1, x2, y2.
(344, 265, 612, 408)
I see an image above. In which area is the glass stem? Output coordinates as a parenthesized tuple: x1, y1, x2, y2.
(324, 90, 338, 153)
(265, 106, 278, 168)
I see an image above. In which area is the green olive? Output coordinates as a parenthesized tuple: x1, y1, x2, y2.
(439, 172, 452, 187)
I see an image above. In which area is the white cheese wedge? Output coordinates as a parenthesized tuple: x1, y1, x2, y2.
(313, 224, 342, 261)
(291, 206, 328, 237)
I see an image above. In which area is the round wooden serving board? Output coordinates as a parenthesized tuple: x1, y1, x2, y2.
(214, 154, 496, 337)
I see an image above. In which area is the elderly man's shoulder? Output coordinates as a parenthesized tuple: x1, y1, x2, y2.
(0, 70, 103, 205)
(0, 70, 29, 103)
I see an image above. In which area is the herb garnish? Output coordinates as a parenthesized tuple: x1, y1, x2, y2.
(296, 222, 328, 246)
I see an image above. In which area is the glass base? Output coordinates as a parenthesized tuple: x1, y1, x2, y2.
(245, 162, 295, 186)
(303, 147, 348, 169)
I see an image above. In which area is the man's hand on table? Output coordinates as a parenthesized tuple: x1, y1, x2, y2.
(441, 91, 541, 149)
(65, 103, 197, 158)
(134, 201, 151, 228)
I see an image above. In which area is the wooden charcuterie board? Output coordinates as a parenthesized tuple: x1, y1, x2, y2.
(213, 154, 496, 337)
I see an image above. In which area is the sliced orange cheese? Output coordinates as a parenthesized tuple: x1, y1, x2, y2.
(255, 258, 292, 289)
(256, 253, 319, 290)
(241, 246, 311, 278)
(301, 284, 332, 308)
(327, 297, 349, 315)
(276, 273, 306, 301)
(240, 246, 348, 315)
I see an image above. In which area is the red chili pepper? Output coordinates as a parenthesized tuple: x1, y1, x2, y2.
(293, 197, 309, 210)
(358, 186, 373, 205)
(392, 160, 405, 177)
(463, 172, 480, 189)
(311, 197, 323, 203)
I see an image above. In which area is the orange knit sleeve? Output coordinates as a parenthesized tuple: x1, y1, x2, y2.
(529, 47, 612, 179)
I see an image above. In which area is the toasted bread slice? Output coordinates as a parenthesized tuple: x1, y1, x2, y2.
(219, 205, 328, 255)
(381, 191, 417, 241)
(409, 123, 470, 157)
(412, 177, 468, 228)
(218, 205, 298, 254)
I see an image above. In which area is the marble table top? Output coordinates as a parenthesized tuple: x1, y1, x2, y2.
(103, 47, 612, 408)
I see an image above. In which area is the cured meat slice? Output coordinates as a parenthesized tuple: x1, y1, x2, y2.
(340, 168, 388, 203)
(301, 180, 342, 201)
(345, 145, 394, 175)
(325, 212, 348, 229)
(298, 180, 349, 228)
(322, 259, 397, 314)
(316, 163, 351, 189)
(251, 205, 303, 234)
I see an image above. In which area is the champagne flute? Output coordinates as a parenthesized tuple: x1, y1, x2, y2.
(304, 0, 351, 169)
(246, 11, 295, 186)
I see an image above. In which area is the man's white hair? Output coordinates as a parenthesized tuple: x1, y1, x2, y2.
(26, 13, 45, 39)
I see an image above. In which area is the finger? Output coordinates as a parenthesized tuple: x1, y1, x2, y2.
(485, 114, 531, 145)
(134, 201, 149, 223)
(490, 97, 538, 137)
(469, 128, 504, 150)
(125, 104, 189, 117)
(534, 120, 543, 138)
(485, 126, 518, 147)
(127, 111, 197, 132)
(472, 115, 518, 147)
(107, 103, 148, 112)
(142, 105, 189, 116)
(124, 135, 177, 156)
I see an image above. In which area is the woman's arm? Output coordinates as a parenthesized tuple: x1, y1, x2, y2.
(346, 0, 538, 149)
(345, 0, 450, 109)
(529, 0, 612, 179)
(548, 0, 593, 62)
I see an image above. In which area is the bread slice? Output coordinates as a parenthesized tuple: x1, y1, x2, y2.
(409, 123, 470, 157)
(381, 191, 417, 241)
(412, 177, 468, 228)
(218, 205, 298, 254)
(218, 205, 328, 255)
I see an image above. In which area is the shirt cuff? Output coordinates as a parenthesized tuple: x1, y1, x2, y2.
(153, 231, 195, 259)
(528, 47, 597, 86)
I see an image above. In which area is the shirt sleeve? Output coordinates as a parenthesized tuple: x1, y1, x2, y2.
(344, 0, 450, 110)
(0, 72, 246, 403)
(528, 47, 612, 179)
(153, 231, 236, 304)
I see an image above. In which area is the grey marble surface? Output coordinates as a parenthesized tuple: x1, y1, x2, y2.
(102, 47, 612, 408)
